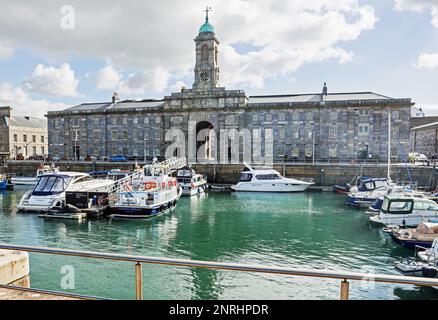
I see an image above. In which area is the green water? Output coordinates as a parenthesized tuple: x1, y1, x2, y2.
(0, 188, 437, 300)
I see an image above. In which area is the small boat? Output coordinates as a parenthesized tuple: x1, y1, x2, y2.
(109, 157, 186, 219)
(11, 163, 59, 186)
(333, 184, 352, 195)
(389, 223, 438, 249)
(370, 196, 438, 227)
(176, 166, 207, 196)
(417, 239, 438, 263)
(17, 172, 116, 213)
(369, 186, 427, 213)
(345, 178, 393, 208)
(231, 163, 313, 193)
(394, 258, 438, 278)
(39, 204, 86, 220)
(0, 173, 7, 190)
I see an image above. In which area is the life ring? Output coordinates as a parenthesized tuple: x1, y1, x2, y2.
(162, 182, 166, 189)
(145, 182, 156, 190)
(399, 230, 413, 240)
(168, 180, 173, 187)
(174, 180, 178, 187)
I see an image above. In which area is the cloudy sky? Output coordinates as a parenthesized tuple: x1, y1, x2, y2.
(0, 0, 437, 117)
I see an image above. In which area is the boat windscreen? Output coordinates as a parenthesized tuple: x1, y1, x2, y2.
(33, 176, 72, 195)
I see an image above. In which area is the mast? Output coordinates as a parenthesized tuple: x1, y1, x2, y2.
(387, 110, 391, 181)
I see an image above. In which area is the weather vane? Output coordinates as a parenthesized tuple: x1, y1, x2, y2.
(205, 6, 212, 21)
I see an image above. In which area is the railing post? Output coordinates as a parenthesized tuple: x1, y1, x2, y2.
(135, 262, 143, 300)
(340, 279, 349, 300)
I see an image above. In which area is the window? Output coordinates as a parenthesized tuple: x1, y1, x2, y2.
(278, 113, 286, 122)
(72, 130, 79, 141)
(41, 136, 45, 143)
(112, 118, 117, 125)
(33, 146, 36, 155)
(72, 118, 79, 126)
(306, 112, 313, 121)
(123, 117, 128, 125)
(329, 146, 337, 158)
(292, 112, 299, 121)
(111, 131, 118, 140)
(32, 135, 36, 143)
(133, 117, 138, 124)
(23, 135, 27, 143)
(155, 132, 161, 141)
(144, 117, 149, 125)
(359, 124, 369, 136)
(330, 111, 338, 121)
(133, 130, 138, 140)
(122, 131, 128, 140)
(41, 146, 45, 155)
(155, 117, 161, 124)
(292, 126, 300, 139)
(201, 45, 208, 62)
(239, 173, 253, 182)
(359, 109, 369, 116)
(329, 126, 337, 140)
(255, 174, 281, 180)
(93, 118, 100, 126)
(252, 114, 259, 122)
(265, 114, 272, 122)
(278, 127, 285, 140)
(144, 132, 149, 140)
(14, 134, 17, 142)
(93, 131, 100, 140)
(153, 149, 160, 157)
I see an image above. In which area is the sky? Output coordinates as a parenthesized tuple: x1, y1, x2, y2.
(0, 0, 438, 117)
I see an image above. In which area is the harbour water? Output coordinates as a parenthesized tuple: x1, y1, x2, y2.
(1, 188, 437, 300)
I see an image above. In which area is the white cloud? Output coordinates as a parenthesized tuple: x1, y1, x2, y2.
(92, 63, 169, 95)
(394, 0, 438, 27)
(0, 43, 13, 59)
(0, 0, 377, 91)
(23, 63, 79, 97)
(0, 82, 65, 118)
(415, 53, 438, 69)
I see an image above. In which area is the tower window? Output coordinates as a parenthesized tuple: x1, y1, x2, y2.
(201, 45, 208, 62)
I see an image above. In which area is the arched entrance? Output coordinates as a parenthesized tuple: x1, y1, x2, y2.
(196, 121, 215, 163)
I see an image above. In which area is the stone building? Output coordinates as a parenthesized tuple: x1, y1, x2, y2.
(411, 122, 438, 157)
(47, 12, 414, 164)
(0, 106, 48, 160)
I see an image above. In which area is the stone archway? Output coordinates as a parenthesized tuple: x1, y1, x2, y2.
(196, 121, 215, 163)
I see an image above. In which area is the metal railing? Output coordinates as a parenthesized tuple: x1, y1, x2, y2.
(1, 243, 438, 300)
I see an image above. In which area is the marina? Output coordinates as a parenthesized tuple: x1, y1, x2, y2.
(1, 184, 438, 299)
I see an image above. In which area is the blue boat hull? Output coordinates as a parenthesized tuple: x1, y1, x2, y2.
(390, 233, 433, 250)
(345, 195, 377, 208)
(0, 180, 7, 190)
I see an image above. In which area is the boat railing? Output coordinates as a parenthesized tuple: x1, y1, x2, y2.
(1, 243, 438, 300)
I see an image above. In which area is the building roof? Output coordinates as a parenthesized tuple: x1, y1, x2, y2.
(199, 10, 214, 34)
(411, 121, 438, 132)
(59, 100, 165, 113)
(0, 115, 47, 129)
(247, 92, 393, 104)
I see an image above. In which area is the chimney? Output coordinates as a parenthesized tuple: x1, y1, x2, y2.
(112, 92, 120, 104)
(0, 106, 12, 118)
(322, 82, 328, 96)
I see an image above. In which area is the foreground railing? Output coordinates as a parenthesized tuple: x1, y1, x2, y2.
(1, 243, 438, 300)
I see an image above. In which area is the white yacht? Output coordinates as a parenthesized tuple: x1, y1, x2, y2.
(11, 163, 59, 186)
(231, 163, 313, 192)
(17, 172, 115, 212)
(109, 157, 185, 219)
(176, 166, 207, 196)
(370, 196, 438, 227)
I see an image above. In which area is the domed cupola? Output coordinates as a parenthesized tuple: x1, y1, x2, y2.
(199, 8, 215, 35)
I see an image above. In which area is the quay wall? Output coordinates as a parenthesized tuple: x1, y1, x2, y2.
(4, 161, 438, 188)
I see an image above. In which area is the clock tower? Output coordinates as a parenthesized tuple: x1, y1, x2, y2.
(193, 8, 220, 91)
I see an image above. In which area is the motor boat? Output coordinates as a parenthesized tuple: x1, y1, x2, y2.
(389, 223, 438, 249)
(109, 157, 185, 219)
(231, 163, 313, 192)
(176, 166, 207, 196)
(345, 178, 393, 208)
(370, 196, 438, 227)
(368, 186, 427, 213)
(11, 163, 59, 186)
(17, 172, 116, 213)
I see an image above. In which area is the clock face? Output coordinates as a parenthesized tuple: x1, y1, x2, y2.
(200, 71, 209, 83)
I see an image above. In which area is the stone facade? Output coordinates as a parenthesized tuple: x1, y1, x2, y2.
(47, 14, 414, 163)
(0, 106, 48, 160)
(411, 121, 438, 157)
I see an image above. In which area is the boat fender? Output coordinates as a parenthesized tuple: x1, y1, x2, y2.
(421, 266, 438, 278)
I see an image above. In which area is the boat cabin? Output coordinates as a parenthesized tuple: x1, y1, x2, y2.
(381, 197, 438, 215)
(358, 178, 390, 192)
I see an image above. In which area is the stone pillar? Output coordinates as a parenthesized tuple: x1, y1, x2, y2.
(0, 250, 30, 288)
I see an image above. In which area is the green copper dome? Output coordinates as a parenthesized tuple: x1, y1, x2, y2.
(199, 21, 215, 34)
